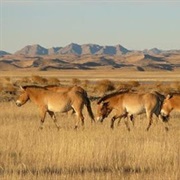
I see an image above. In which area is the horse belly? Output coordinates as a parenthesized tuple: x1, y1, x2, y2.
(126, 105, 145, 115)
(48, 103, 72, 113)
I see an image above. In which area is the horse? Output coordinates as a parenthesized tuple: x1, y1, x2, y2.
(44, 85, 94, 120)
(161, 93, 180, 121)
(96, 90, 165, 131)
(15, 85, 95, 129)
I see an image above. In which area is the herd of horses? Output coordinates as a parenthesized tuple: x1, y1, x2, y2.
(15, 84, 180, 131)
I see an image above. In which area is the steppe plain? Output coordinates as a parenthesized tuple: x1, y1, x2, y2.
(0, 69, 179, 180)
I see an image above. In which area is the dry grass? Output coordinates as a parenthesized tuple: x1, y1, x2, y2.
(0, 100, 179, 179)
(0, 70, 179, 82)
(0, 70, 180, 179)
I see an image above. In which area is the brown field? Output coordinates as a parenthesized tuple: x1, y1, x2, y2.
(0, 70, 180, 179)
(0, 69, 180, 82)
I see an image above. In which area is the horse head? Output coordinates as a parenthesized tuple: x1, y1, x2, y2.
(96, 101, 112, 122)
(160, 94, 173, 122)
(16, 86, 29, 107)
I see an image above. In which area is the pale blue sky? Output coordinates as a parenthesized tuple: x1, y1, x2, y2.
(1, 0, 180, 53)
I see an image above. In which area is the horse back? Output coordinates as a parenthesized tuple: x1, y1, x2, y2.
(117, 92, 160, 115)
(29, 88, 70, 107)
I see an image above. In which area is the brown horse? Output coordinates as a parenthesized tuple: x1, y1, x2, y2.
(44, 85, 94, 121)
(161, 93, 180, 121)
(96, 90, 165, 131)
(16, 85, 95, 129)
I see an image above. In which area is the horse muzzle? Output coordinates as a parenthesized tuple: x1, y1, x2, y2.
(16, 101, 22, 107)
(96, 116, 104, 123)
(161, 115, 169, 122)
(160, 111, 169, 122)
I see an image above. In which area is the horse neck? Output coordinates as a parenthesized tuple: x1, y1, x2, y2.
(48, 87, 58, 91)
(106, 96, 118, 108)
(26, 88, 42, 102)
(171, 96, 180, 110)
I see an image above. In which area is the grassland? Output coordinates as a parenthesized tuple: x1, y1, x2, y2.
(0, 70, 180, 179)
(0, 69, 180, 82)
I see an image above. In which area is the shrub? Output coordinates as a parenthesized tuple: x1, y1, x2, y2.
(170, 81, 180, 92)
(81, 80, 90, 90)
(116, 81, 140, 91)
(46, 77, 60, 85)
(3, 84, 17, 95)
(72, 78, 81, 85)
(31, 75, 48, 85)
(14, 77, 31, 86)
(94, 79, 115, 95)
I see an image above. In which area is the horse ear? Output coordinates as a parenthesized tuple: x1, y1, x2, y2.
(20, 86, 25, 91)
(167, 94, 173, 99)
(97, 99, 103, 104)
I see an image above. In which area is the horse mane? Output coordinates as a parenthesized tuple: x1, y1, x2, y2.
(22, 85, 45, 89)
(43, 85, 60, 90)
(44, 85, 58, 88)
(168, 92, 180, 96)
(22, 84, 63, 90)
(97, 88, 130, 104)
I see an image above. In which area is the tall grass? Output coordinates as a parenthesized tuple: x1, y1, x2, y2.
(0, 101, 179, 179)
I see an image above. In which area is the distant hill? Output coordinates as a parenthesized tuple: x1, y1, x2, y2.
(0, 51, 11, 56)
(15, 44, 48, 56)
(0, 43, 180, 71)
(1, 43, 179, 56)
(13, 43, 131, 56)
(143, 48, 162, 55)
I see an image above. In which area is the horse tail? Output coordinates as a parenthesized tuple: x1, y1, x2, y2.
(79, 89, 95, 122)
(74, 86, 95, 122)
(85, 94, 95, 122)
(152, 91, 165, 117)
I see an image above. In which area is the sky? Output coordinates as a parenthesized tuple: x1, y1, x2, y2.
(1, 0, 180, 53)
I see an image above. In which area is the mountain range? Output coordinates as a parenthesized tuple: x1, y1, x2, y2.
(7, 43, 131, 56)
(1, 43, 180, 56)
(0, 43, 180, 71)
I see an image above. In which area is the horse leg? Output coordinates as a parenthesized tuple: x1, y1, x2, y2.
(75, 113, 84, 129)
(130, 114, 134, 126)
(39, 107, 47, 130)
(146, 112, 153, 131)
(117, 113, 131, 131)
(124, 118, 130, 131)
(111, 115, 123, 129)
(117, 117, 122, 126)
(111, 116, 116, 129)
(73, 102, 85, 129)
(74, 109, 84, 129)
(48, 111, 60, 130)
